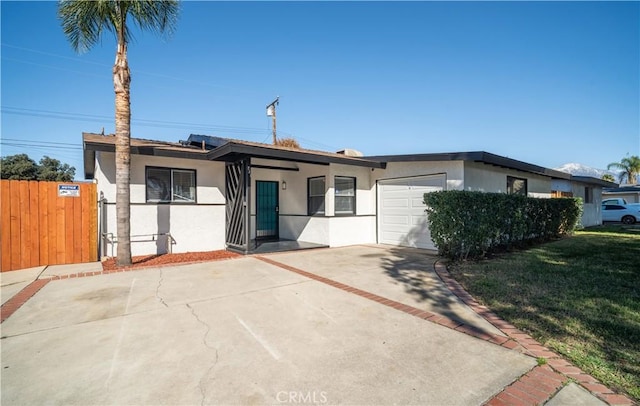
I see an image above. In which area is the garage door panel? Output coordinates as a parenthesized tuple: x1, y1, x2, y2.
(382, 198, 410, 208)
(382, 183, 409, 191)
(383, 215, 410, 225)
(379, 174, 444, 250)
(410, 197, 427, 208)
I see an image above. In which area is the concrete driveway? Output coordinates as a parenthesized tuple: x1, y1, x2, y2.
(1, 246, 537, 405)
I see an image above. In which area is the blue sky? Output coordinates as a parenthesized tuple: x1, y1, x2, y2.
(2, 1, 639, 179)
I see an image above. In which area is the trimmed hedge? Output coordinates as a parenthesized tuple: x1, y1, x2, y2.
(423, 191, 582, 260)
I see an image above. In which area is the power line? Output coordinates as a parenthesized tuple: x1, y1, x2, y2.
(1, 106, 294, 138)
(1, 42, 239, 91)
(1, 138, 80, 146)
(2, 44, 337, 149)
(1, 43, 110, 67)
(1, 142, 82, 150)
(0, 144, 82, 163)
(1, 57, 107, 79)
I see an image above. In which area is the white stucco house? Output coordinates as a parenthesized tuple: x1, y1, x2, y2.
(83, 132, 615, 257)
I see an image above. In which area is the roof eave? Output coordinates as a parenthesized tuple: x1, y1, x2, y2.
(208, 142, 386, 169)
(83, 138, 210, 162)
(366, 151, 570, 179)
(571, 176, 619, 188)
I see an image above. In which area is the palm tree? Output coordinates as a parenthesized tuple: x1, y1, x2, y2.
(59, 0, 179, 265)
(601, 173, 615, 183)
(607, 155, 640, 185)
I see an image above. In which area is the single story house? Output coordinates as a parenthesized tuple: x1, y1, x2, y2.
(83, 132, 614, 256)
(602, 185, 640, 204)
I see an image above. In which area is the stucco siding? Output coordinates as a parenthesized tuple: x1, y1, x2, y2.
(249, 160, 376, 246)
(95, 152, 226, 256)
(572, 182, 603, 227)
(279, 215, 329, 245)
(551, 179, 572, 193)
(463, 161, 552, 197)
(329, 216, 377, 246)
(250, 158, 328, 218)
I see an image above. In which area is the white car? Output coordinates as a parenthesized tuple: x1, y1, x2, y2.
(602, 204, 640, 224)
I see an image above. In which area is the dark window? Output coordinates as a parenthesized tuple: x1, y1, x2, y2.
(335, 176, 356, 215)
(146, 167, 196, 203)
(307, 177, 325, 215)
(507, 176, 527, 196)
(604, 205, 624, 211)
(584, 187, 593, 204)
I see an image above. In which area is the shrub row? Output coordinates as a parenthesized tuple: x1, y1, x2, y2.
(423, 191, 582, 260)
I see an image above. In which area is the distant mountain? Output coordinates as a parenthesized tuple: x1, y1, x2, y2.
(554, 163, 617, 179)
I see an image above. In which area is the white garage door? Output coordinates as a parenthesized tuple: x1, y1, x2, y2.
(378, 174, 445, 250)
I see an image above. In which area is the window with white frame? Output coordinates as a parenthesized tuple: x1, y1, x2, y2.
(334, 176, 356, 215)
(146, 167, 196, 203)
(308, 177, 325, 215)
(507, 176, 527, 196)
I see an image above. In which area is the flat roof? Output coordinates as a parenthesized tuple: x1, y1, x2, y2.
(571, 176, 618, 188)
(366, 151, 572, 180)
(206, 139, 386, 168)
(83, 133, 210, 178)
(83, 133, 386, 178)
(82, 133, 613, 187)
(603, 185, 640, 193)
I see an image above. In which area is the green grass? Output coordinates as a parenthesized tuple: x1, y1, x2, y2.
(447, 225, 640, 401)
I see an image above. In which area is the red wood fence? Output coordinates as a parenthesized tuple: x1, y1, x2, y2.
(1, 180, 98, 272)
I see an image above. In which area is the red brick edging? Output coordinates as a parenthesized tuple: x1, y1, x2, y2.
(255, 257, 522, 350)
(0, 255, 242, 324)
(1, 279, 51, 323)
(256, 255, 634, 406)
(432, 260, 634, 406)
(2, 253, 635, 405)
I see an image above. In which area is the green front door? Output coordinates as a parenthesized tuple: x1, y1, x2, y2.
(256, 181, 279, 239)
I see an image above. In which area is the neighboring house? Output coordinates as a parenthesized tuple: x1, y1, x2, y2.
(551, 176, 618, 227)
(602, 185, 640, 204)
(83, 133, 612, 256)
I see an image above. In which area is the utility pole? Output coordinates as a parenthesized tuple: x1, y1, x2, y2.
(266, 96, 279, 144)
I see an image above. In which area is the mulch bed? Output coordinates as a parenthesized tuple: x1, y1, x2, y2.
(102, 250, 242, 271)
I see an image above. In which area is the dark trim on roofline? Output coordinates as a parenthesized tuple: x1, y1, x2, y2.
(207, 141, 386, 169)
(366, 151, 571, 180)
(571, 176, 618, 188)
(83, 140, 210, 161)
(251, 164, 300, 172)
(84, 138, 211, 179)
(603, 186, 640, 193)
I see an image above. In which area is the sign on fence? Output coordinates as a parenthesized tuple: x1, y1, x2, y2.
(58, 184, 80, 197)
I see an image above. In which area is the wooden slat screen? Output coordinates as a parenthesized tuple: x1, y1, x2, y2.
(0, 180, 98, 272)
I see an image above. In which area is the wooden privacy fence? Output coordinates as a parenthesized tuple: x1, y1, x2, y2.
(1, 180, 98, 272)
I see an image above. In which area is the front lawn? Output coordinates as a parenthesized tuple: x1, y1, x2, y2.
(447, 225, 640, 401)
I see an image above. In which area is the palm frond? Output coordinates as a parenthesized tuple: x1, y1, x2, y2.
(128, 0, 179, 40)
(58, 0, 180, 53)
(58, 0, 113, 53)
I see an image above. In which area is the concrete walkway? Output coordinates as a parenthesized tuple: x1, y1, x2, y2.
(0, 246, 630, 405)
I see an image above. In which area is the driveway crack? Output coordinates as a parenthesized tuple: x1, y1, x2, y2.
(155, 269, 168, 308)
(186, 303, 219, 406)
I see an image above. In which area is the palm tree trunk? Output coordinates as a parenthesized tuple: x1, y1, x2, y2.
(114, 41, 132, 266)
